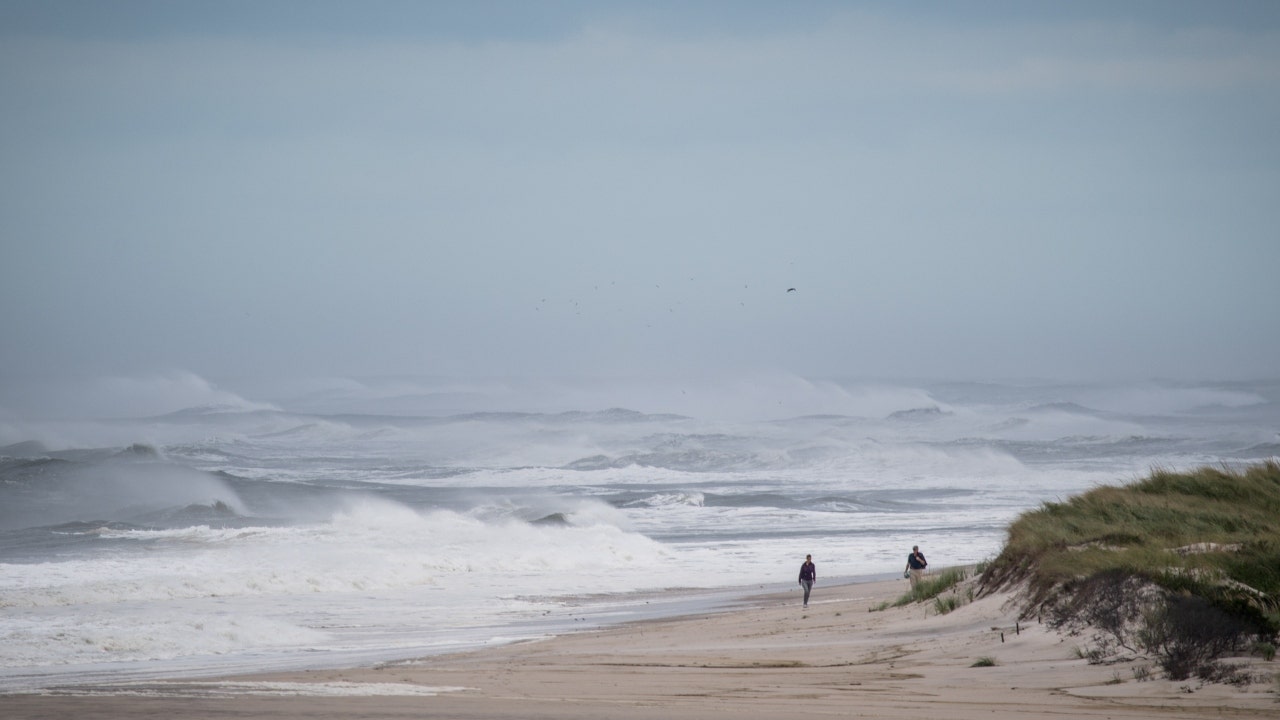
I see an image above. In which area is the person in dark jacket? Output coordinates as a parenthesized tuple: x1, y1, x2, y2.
(798, 554, 816, 606)
(905, 545, 928, 588)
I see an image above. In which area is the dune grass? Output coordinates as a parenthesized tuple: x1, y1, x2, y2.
(982, 461, 1280, 627)
(933, 594, 963, 615)
(870, 566, 971, 612)
(979, 461, 1280, 681)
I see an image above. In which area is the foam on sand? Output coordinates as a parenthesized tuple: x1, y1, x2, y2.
(23, 680, 469, 698)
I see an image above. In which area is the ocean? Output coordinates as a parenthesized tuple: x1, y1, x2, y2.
(2, 376, 1277, 692)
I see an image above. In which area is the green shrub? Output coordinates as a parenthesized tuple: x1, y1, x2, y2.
(1254, 641, 1276, 662)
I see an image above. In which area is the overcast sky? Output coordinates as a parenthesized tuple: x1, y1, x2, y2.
(2, 1, 1278, 399)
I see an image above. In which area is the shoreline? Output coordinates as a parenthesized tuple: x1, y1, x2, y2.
(5, 573, 1276, 719)
(0, 575, 889, 694)
(0, 574, 891, 693)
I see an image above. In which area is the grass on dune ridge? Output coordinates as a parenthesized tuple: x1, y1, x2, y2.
(978, 461, 1280, 680)
(981, 461, 1280, 617)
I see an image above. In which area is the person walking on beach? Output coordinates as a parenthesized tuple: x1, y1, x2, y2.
(905, 545, 928, 588)
(798, 554, 816, 607)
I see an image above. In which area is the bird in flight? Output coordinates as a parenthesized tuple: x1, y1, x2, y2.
(786, 288, 796, 293)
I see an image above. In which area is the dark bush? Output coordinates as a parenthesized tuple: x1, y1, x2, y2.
(1044, 569, 1154, 660)
(1137, 594, 1255, 680)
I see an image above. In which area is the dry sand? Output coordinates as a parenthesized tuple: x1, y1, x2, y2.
(5, 576, 1276, 719)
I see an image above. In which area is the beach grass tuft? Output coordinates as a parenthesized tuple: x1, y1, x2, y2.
(893, 567, 968, 607)
(869, 566, 972, 613)
(933, 594, 962, 615)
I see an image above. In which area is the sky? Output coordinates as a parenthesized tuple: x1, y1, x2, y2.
(2, 1, 1279, 413)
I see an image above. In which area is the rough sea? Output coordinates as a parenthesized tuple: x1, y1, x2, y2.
(2, 376, 1277, 692)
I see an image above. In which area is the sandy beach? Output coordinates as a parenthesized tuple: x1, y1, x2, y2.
(5, 575, 1276, 719)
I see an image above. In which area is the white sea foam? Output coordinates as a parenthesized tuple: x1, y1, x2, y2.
(625, 492, 706, 508)
(1, 504, 675, 611)
(0, 610, 331, 668)
(0, 505, 688, 679)
(25, 681, 469, 697)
